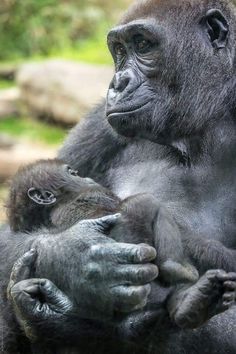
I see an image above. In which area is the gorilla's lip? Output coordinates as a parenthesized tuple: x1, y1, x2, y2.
(106, 101, 151, 118)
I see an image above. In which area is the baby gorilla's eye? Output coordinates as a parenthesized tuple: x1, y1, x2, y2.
(67, 166, 79, 177)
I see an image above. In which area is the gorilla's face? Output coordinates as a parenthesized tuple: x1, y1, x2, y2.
(106, 1, 235, 146)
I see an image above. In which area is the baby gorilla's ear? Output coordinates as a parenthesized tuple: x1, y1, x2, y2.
(27, 188, 57, 205)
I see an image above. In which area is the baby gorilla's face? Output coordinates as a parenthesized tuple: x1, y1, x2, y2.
(65, 165, 98, 188)
(60, 165, 100, 199)
(27, 161, 99, 207)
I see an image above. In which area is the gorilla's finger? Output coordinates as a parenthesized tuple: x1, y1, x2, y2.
(90, 243, 157, 264)
(112, 284, 151, 312)
(223, 292, 235, 302)
(7, 249, 37, 298)
(11, 278, 73, 317)
(80, 214, 121, 233)
(225, 273, 236, 281)
(10, 279, 41, 313)
(38, 279, 73, 311)
(113, 264, 158, 285)
(224, 280, 236, 290)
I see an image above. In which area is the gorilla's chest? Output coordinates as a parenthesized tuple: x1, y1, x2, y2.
(107, 150, 236, 247)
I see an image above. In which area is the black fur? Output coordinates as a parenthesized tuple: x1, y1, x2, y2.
(7, 160, 236, 334)
(1, 0, 236, 352)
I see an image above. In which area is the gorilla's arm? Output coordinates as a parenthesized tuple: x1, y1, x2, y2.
(58, 102, 126, 184)
(8, 249, 170, 348)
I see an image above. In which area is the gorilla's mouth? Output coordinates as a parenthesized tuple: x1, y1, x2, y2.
(107, 101, 152, 138)
(106, 100, 151, 119)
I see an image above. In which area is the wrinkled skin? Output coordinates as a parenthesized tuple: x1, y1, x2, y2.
(0, 217, 159, 353)
(2, 0, 236, 353)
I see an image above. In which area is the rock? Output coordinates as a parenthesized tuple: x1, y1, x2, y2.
(0, 142, 56, 181)
(16, 60, 114, 125)
(0, 134, 16, 149)
(0, 64, 17, 80)
(0, 88, 20, 118)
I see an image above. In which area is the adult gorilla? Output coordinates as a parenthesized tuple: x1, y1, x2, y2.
(1, 0, 236, 353)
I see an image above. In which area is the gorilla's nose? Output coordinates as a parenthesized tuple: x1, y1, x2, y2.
(112, 70, 130, 92)
(110, 69, 137, 95)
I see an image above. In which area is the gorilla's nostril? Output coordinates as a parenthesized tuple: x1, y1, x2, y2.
(115, 77, 130, 92)
(112, 70, 133, 93)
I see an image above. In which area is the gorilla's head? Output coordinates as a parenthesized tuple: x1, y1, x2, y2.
(106, 0, 236, 146)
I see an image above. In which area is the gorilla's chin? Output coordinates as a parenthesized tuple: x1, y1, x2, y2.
(107, 103, 155, 140)
(108, 115, 137, 138)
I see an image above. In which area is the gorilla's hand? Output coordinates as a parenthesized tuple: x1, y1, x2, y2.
(7, 249, 74, 342)
(34, 214, 158, 319)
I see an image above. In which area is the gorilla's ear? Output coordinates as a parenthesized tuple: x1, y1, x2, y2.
(27, 188, 57, 205)
(204, 9, 229, 49)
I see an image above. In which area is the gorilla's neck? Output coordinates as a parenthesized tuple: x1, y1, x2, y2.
(169, 120, 236, 167)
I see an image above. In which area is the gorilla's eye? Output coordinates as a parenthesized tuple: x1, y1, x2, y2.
(134, 35, 153, 53)
(67, 166, 79, 177)
(114, 43, 126, 57)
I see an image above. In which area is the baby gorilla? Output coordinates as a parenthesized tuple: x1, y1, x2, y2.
(7, 159, 236, 333)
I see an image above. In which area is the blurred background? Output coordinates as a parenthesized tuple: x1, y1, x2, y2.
(0, 0, 132, 225)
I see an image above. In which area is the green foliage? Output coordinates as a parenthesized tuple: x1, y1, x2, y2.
(0, 116, 66, 145)
(0, 0, 130, 61)
(0, 79, 15, 89)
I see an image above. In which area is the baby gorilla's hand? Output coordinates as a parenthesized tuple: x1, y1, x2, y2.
(8, 250, 73, 341)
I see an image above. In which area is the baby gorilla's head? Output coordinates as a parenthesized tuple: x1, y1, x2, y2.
(7, 159, 119, 233)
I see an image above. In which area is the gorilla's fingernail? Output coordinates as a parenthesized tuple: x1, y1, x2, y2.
(140, 246, 157, 261)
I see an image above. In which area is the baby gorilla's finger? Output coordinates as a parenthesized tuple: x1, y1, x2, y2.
(206, 269, 227, 282)
(112, 284, 151, 312)
(114, 264, 158, 285)
(91, 243, 157, 264)
(7, 249, 37, 298)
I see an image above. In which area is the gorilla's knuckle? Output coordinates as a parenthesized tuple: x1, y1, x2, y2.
(85, 263, 102, 280)
(132, 247, 141, 262)
(42, 279, 53, 289)
(127, 289, 138, 301)
(90, 244, 104, 259)
(205, 269, 218, 277)
(136, 268, 147, 281)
